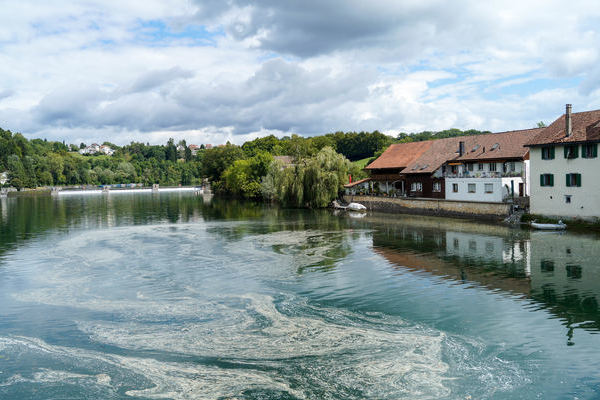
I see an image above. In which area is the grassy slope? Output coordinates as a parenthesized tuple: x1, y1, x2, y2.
(352, 157, 372, 169)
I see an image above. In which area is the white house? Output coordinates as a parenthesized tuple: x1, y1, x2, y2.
(79, 143, 114, 156)
(443, 128, 541, 203)
(526, 105, 600, 220)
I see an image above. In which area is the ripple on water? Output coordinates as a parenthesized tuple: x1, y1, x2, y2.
(4, 224, 533, 399)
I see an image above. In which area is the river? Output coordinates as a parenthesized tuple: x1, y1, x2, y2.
(0, 192, 599, 399)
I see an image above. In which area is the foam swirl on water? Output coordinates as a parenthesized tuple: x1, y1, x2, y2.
(3, 224, 530, 398)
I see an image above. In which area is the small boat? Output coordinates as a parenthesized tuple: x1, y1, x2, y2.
(531, 220, 567, 230)
(346, 202, 367, 212)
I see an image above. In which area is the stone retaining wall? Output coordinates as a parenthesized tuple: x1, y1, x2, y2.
(343, 195, 512, 220)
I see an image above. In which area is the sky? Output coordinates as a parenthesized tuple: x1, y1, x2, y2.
(1, 0, 600, 146)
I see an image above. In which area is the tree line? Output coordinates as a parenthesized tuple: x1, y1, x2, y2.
(0, 126, 490, 207)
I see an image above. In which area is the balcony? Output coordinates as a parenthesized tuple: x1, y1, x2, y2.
(445, 171, 523, 179)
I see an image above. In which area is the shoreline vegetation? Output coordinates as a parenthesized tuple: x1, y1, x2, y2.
(0, 126, 490, 208)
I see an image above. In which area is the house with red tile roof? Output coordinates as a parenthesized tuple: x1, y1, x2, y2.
(364, 141, 433, 195)
(363, 127, 541, 201)
(525, 105, 600, 219)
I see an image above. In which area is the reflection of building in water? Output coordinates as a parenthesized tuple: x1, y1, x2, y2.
(528, 232, 600, 330)
(446, 232, 522, 263)
(371, 221, 531, 294)
(366, 213, 600, 335)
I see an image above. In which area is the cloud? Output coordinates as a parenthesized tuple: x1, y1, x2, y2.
(0, 89, 13, 101)
(128, 67, 195, 93)
(1, 0, 600, 145)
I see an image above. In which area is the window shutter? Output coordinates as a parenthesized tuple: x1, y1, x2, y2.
(566, 174, 571, 187)
(593, 144, 598, 158)
(577, 174, 582, 187)
(540, 174, 544, 187)
(574, 145, 579, 158)
(550, 146, 555, 159)
(564, 146, 568, 158)
(549, 174, 554, 186)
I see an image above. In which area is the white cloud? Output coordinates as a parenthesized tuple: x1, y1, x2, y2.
(0, 0, 600, 144)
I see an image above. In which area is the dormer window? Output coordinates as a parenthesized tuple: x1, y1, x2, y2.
(582, 143, 598, 158)
(490, 143, 499, 151)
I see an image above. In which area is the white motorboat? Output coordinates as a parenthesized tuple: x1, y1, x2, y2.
(531, 220, 567, 230)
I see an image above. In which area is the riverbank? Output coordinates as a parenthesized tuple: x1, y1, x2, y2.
(343, 195, 512, 221)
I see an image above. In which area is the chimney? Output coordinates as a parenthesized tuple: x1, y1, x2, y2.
(458, 141, 465, 156)
(565, 104, 572, 137)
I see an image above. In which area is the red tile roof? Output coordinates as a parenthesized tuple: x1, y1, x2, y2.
(366, 128, 540, 175)
(405, 128, 540, 174)
(526, 109, 600, 146)
(344, 177, 371, 188)
(364, 141, 433, 170)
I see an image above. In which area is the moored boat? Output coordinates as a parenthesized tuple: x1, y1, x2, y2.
(531, 220, 567, 230)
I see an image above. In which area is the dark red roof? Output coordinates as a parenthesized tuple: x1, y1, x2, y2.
(366, 128, 539, 175)
(527, 109, 600, 146)
(344, 178, 371, 188)
(404, 128, 540, 174)
(364, 141, 432, 170)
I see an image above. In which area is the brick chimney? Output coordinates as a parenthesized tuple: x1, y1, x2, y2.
(565, 104, 572, 137)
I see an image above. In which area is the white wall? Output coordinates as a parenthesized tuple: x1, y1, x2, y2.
(530, 146, 600, 219)
(445, 177, 522, 203)
(524, 160, 530, 196)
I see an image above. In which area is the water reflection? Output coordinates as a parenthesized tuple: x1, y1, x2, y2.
(354, 213, 600, 342)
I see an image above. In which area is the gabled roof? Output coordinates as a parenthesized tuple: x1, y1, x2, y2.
(364, 141, 432, 170)
(404, 128, 540, 174)
(526, 109, 600, 146)
(365, 128, 540, 175)
(455, 128, 542, 162)
(344, 177, 371, 188)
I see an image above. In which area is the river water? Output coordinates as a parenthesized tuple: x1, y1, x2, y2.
(0, 192, 599, 399)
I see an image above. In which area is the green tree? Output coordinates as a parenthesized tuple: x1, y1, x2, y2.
(165, 138, 177, 162)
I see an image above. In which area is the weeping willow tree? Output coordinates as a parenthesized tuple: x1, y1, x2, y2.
(262, 147, 350, 208)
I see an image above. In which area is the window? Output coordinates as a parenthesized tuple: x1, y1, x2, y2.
(566, 173, 582, 187)
(411, 182, 422, 191)
(509, 162, 515, 172)
(582, 143, 598, 158)
(467, 163, 474, 172)
(565, 195, 572, 204)
(452, 183, 459, 193)
(468, 183, 476, 193)
(484, 183, 493, 193)
(478, 163, 484, 170)
(541, 260, 554, 272)
(541, 146, 555, 160)
(489, 163, 497, 172)
(540, 174, 554, 187)
(451, 165, 458, 174)
(566, 264, 582, 279)
(433, 182, 442, 192)
(564, 145, 579, 159)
